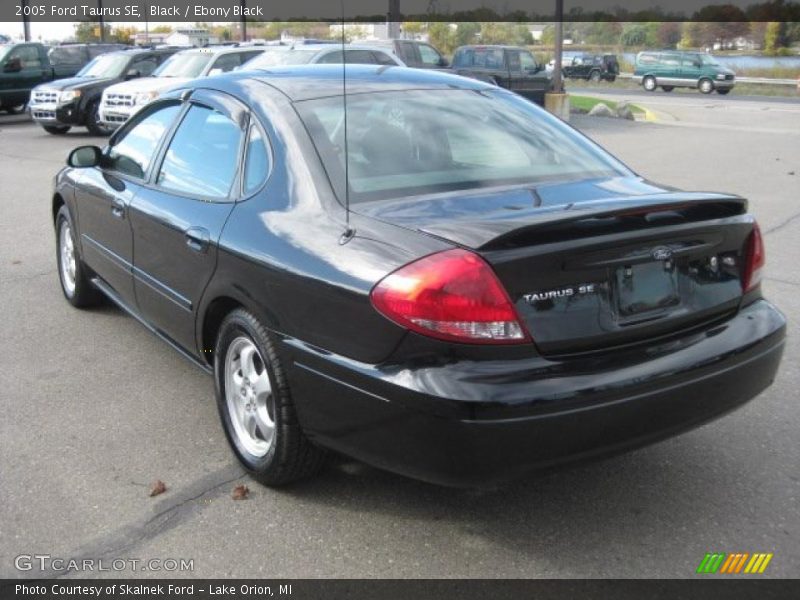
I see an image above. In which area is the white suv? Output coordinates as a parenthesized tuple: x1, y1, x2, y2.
(99, 46, 265, 129)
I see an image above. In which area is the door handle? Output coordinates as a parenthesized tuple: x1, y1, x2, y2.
(185, 227, 210, 253)
(110, 201, 125, 219)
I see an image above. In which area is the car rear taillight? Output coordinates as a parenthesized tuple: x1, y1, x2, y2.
(370, 249, 530, 344)
(743, 222, 765, 293)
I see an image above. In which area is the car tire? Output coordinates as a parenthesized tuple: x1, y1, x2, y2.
(643, 76, 657, 91)
(86, 101, 113, 136)
(698, 78, 714, 94)
(43, 125, 71, 135)
(55, 206, 100, 308)
(717, 88, 731, 95)
(589, 70, 602, 83)
(215, 308, 326, 486)
(661, 86, 674, 92)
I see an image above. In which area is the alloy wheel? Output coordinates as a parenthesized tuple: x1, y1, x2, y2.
(224, 336, 275, 458)
(59, 220, 77, 296)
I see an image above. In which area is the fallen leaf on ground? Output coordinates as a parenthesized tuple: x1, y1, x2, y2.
(149, 480, 167, 497)
(232, 484, 250, 500)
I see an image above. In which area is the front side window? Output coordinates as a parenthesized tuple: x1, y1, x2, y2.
(107, 103, 181, 179)
(418, 44, 442, 66)
(210, 53, 242, 73)
(296, 89, 630, 204)
(156, 105, 243, 199)
(373, 51, 397, 66)
(520, 51, 537, 71)
(132, 57, 158, 77)
(10, 46, 41, 68)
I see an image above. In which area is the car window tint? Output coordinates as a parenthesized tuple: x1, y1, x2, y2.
(507, 51, 521, 72)
(11, 46, 41, 68)
(373, 51, 396, 66)
(211, 53, 241, 73)
(520, 51, 537, 71)
(452, 49, 471, 68)
(244, 125, 270, 195)
(107, 104, 180, 179)
(156, 105, 243, 199)
(297, 89, 629, 203)
(133, 57, 158, 76)
(662, 54, 681, 66)
(418, 44, 441, 66)
(474, 49, 504, 69)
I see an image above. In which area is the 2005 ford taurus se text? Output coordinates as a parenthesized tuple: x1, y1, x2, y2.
(52, 66, 786, 486)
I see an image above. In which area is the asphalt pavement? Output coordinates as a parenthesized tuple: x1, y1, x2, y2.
(1, 91, 798, 579)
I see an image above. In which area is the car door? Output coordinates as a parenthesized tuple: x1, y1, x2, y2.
(128, 90, 246, 353)
(75, 101, 182, 305)
(679, 53, 703, 86)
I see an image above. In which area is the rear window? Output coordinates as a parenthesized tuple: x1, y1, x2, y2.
(637, 52, 659, 65)
(295, 89, 629, 203)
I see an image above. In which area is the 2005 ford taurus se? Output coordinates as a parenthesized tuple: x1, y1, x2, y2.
(52, 66, 785, 486)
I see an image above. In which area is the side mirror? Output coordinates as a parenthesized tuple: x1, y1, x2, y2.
(693, 60, 702, 67)
(124, 68, 141, 80)
(437, 57, 449, 67)
(68, 146, 103, 168)
(4, 57, 22, 72)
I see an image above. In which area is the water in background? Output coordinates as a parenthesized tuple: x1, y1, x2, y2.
(620, 52, 800, 70)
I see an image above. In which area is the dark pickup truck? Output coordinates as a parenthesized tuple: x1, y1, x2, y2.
(451, 45, 552, 106)
(0, 42, 125, 113)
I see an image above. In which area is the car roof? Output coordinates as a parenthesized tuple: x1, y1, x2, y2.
(178, 45, 264, 56)
(221, 64, 490, 102)
(457, 45, 522, 51)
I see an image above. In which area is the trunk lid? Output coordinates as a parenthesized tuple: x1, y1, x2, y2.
(359, 177, 753, 354)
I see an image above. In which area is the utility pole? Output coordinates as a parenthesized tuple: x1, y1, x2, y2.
(98, 0, 106, 42)
(553, 0, 563, 93)
(240, 0, 247, 41)
(21, 0, 31, 41)
(388, 0, 400, 39)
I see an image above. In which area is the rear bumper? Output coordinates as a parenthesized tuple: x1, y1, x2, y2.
(285, 300, 786, 486)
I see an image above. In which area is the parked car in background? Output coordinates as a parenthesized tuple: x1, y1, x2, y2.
(240, 44, 405, 69)
(560, 53, 619, 82)
(451, 45, 552, 106)
(635, 50, 735, 94)
(52, 66, 783, 487)
(0, 42, 121, 114)
(99, 46, 265, 131)
(29, 47, 178, 135)
(362, 39, 449, 69)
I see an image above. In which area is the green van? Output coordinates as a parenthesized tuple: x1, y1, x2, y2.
(634, 51, 735, 94)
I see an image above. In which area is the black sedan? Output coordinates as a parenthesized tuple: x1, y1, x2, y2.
(52, 66, 786, 487)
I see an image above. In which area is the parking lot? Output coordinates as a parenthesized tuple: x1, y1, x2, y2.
(1, 91, 798, 578)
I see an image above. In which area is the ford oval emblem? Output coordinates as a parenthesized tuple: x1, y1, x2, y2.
(651, 246, 673, 261)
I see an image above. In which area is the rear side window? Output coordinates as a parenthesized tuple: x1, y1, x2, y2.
(243, 125, 270, 195)
(661, 54, 681, 67)
(372, 51, 396, 66)
(507, 51, 521, 72)
(452, 49, 472, 68)
(49, 46, 87, 66)
(637, 52, 659, 66)
(108, 103, 181, 179)
(473, 49, 504, 69)
(156, 105, 243, 199)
